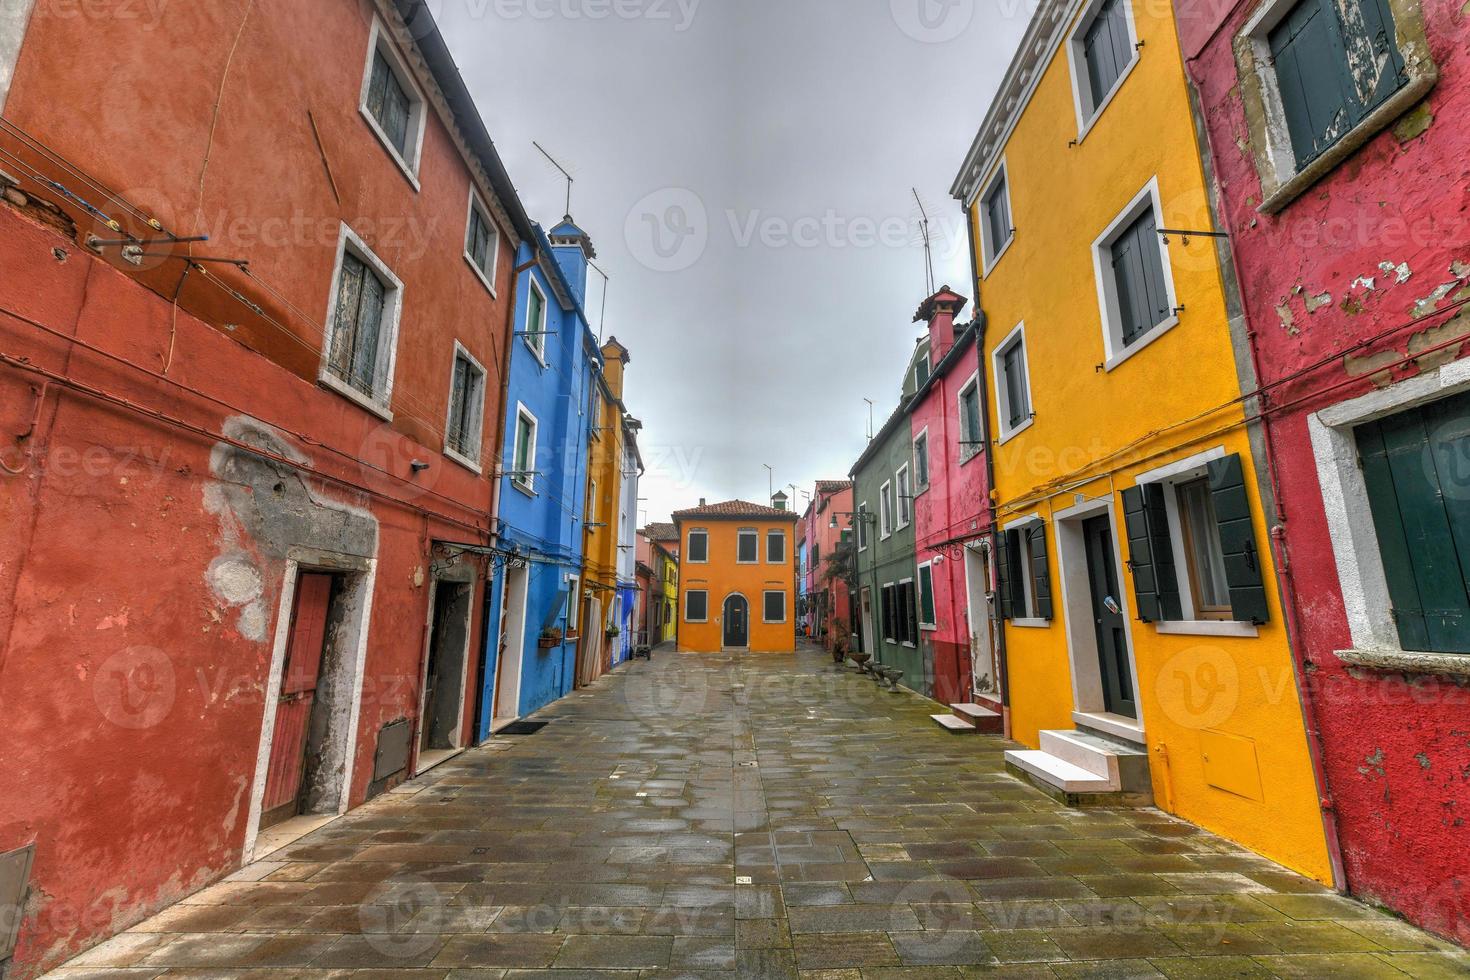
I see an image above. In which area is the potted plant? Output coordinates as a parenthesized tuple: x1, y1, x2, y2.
(538, 626, 563, 649)
(605, 624, 622, 637)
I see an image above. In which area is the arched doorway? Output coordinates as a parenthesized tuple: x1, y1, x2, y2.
(722, 594, 749, 649)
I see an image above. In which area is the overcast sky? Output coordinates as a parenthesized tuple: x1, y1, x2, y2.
(439, 0, 1032, 525)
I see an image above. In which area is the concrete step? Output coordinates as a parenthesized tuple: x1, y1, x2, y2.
(1004, 749, 1117, 792)
(971, 693, 1004, 714)
(949, 703, 1003, 734)
(931, 713, 977, 733)
(1039, 729, 1120, 780)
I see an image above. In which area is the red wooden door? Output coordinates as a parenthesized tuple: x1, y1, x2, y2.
(261, 573, 333, 824)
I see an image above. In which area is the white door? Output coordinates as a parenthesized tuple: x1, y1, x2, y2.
(492, 564, 528, 726)
(964, 543, 998, 698)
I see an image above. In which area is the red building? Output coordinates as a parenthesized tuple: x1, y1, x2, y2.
(1178, 0, 1470, 943)
(805, 480, 855, 653)
(907, 290, 1001, 719)
(0, 1, 533, 973)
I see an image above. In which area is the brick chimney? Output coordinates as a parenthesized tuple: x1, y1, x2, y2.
(599, 336, 630, 401)
(912, 285, 969, 358)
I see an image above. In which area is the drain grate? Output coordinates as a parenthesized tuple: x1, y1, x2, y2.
(496, 720, 550, 736)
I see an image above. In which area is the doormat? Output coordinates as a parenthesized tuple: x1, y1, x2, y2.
(497, 721, 549, 736)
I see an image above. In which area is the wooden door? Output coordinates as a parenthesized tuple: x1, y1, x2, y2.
(261, 573, 333, 827)
(723, 595, 748, 648)
(1083, 516, 1135, 718)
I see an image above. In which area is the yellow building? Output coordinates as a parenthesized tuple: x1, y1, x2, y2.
(673, 499, 798, 653)
(641, 522, 681, 644)
(950, 0, 1330, 880)
(577, 337, 634, 685)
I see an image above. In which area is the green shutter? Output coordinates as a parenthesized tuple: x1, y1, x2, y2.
(996, 529, 1020, 620)
(1122, 483, 1182, 623)
(1207, 454, 1271, 625)
(1027, 523, 1053, 620)
(919, 565, 937, 625)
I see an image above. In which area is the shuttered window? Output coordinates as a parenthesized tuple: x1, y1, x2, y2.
(326, 251, 389, 399)
(466, 201, 497, 281)
(1081, 0, 1133, 115)
(959, 381, 984, 459)
(1356, 392, 1470, 654)
(445, 351, 485, 461)
(686, 529, 708, 563)
(525, 282, 547, 358)
(685, 590, 708, 622)
(996, 524, 1052, 620)
(918, 564, 937, 628)
(881, 584, 898, 642)
(995, 331, 1031, 436)
(737, 529, 759, 563)
(913, 432, 930, 490)
(1110, 207, 1170, 346)
(896, 580, 919, 645)
(366, 50, 413, 156)
(763, 591, 786, 623)
(511, 410, 537, 491)
(1269, 0, 1406, 170)
(983, 173, 1012, 260)
(766, 530, 786, 563)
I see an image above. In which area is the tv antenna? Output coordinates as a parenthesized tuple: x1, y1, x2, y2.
(534, 141, 574, 216)
(913, 188, 935, 296)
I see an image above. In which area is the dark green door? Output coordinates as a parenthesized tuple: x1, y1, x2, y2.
(723, 594, 749, 648)
(1085, 515, 1136, 718)
(1357, 391, 1470, 652)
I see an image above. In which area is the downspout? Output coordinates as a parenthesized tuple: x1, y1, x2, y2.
(1183, 69, 1346, 891)
(963, 200, 1010, 716)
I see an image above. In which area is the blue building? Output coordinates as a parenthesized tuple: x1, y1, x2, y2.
(479, 218, 599, 737)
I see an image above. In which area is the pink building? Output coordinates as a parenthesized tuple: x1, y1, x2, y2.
(806, 480, 854, 652)
(908, 289, 1001, 716)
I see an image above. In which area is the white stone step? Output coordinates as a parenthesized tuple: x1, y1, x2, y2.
(1004, 749, 1119, 792)
(931, 713, 977, 733)
(1039, 729, 1121, 781)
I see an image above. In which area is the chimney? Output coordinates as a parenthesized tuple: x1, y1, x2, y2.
(698, 497, 706, 507)
(547, 216, 595, 307)
(771, 491, 789, 511)
(913, 285, 969, 357)
(599, 337, 630, 401)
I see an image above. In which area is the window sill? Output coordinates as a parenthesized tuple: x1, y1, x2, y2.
(959, 448, 984, 466)
(1334, 648, 1470, 679)
(319, 372, 393, 422)
(511, 480, 537, 498)
(463, 252, 499, 298)
(359, 106, 422, 192)
(1155, 619, 1258, 638)
(920, 623, 938, 632)
(996, 416, 1034, 446)
(1073, 54, 1139, 147)
(1011, 617, 1049, 629)
(443, 445, 483, 475)
(523, 337, 548, 368)
(1104, 315, 1179, 372)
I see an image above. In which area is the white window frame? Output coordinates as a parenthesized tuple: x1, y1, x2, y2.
(766, 529, 787, 564)
(442, 341, 487, 473)
(912, 427, 930, 494)
(524, 276, 549, 367)
(736, 528, 759, 565)
(567, 575, 581, 631)
(991, 324, 1034, 444)
(684, 589, 709, 623)
(358, 17, 429, 190)
(762, 590, 787, 624)
(1003, 514, 1048, 628)
(955, 368, 985, 463)
(319, 222, 403, 421)
(978, 158, 1015, 276)
(898, 576, 917, 647)
(1065, 0, 1141, 143)
(896, 463, 912, 530)
(1092, 178, 1179, 372)
(686, 528, 709, 564)
(463, 189, 501, 297)
(1132, 448, 1260, 638)
(510, 402, 538, 496)
(917, 560, 937, 631)
(879, 481, 894, 540)
(858, 502, 870, 552)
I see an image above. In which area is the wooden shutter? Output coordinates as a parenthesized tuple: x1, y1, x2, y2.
(1207, 454, 1271, 625)
(1026, 523, 1053, 620)
(1122, 483, 1183, 622)
(995, 529, 1021, 620)
(1112, 211, 1168, 346)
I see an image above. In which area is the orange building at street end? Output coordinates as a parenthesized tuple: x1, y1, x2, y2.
(673, 499, 799, 653)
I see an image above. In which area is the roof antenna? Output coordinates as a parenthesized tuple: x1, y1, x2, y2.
(913, 188, 935, 296)
(534, 140, 574, 216)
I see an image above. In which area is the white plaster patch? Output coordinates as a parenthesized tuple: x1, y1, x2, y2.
(1451, 260, 1470, 280)
(1305, 291, 1332, 313)
(1412, 282, 1458, 318)
(1378, 260, 1412, 284)
(207, 553, 264, 606)
(237, 602, 269, 643)
(1350, 276, 1376, 291)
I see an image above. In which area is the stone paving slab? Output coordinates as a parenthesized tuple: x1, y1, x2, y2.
(43, 647, 1469, 979)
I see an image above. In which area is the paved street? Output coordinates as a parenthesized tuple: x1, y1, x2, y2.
(51, 648, 1468, 979)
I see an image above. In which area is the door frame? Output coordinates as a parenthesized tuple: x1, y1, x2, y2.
(244, 550, 377, 863)
(415, 559, 476, 773)
(963, 540, 997, 698)
(722, 592, 750, 650)
(859, 586, 875, 655)
(1051, 496, 1144, 741)
(491, 561, 530, 729)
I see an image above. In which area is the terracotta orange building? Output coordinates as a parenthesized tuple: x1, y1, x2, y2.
(673, 499, 798, 653)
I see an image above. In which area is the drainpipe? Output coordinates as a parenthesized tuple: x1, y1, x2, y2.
(963, 201, 1010, 715)
(1184, 71, 1347, 892)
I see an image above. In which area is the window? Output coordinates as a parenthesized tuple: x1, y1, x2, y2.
(567, 575, 581, 630)
(737, 528, 759, 563)
(918, 562, 937, 629)
(766, 529, 786, 563)
(979, 163, 1013, 272)
(1092, 181, 1177, 369)
(444, 345, 486, 469)
(1176, 477, 1233, 620)
(879, 481, 894, 538)
(359, 21, 426, 184)
(894, 579, 918, 645)
(322, 225, 402, 416)
(763, 590, 787, 623)
(997, 521, 1053, 623)
(588, 480, 597, 519)
(913, 350, 931, 390)
(857, 502, 869, 551)
(511, 405, 537, 493)
(685, 590, 708, 623)
(957, 373, 984, 461)
(525, 279, 548, 362)
(464, 193, 500, 295)
(687, 528, 709, 563)
(896, 464, 912, 529)
(913, 430, 930, 493)
(881, 583, 897, 642)
(991, 326, 1032, 442)
(1073, 0, 1136, 127)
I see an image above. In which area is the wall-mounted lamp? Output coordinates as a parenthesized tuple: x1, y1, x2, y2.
(410, 460, 430, 473)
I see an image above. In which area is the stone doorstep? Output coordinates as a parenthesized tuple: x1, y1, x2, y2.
(931, 713, 979, 733)
(1004, 727, 1154, 807)
(952, 702, 1003, 733)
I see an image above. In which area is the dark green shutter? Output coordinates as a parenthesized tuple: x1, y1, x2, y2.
(996, 529, 1021, 620)
(1207, 454, 1271, 625)
(1122, 483, 1182, 623)
(1027, 523, 1053, 620)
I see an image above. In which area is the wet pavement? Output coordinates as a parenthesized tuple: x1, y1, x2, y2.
(50, 646, 1469, 978)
